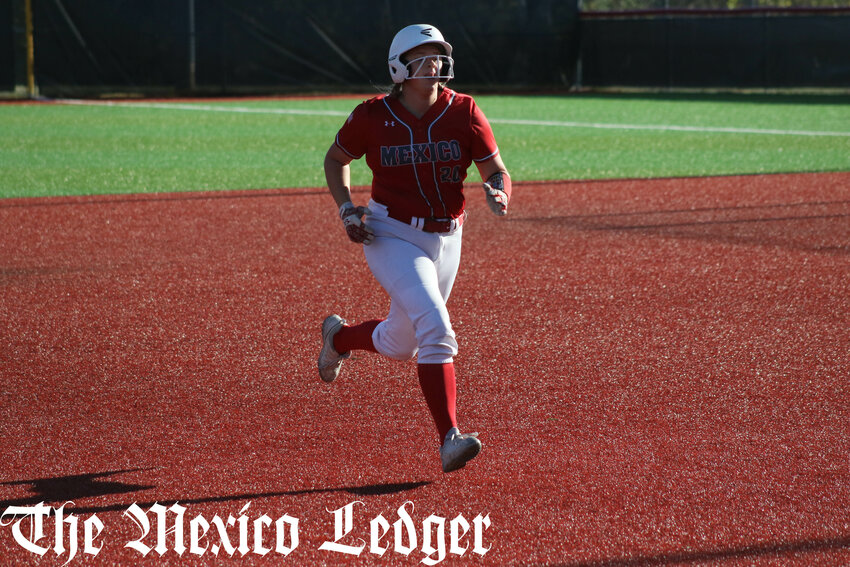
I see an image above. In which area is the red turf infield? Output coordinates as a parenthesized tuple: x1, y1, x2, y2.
(1, 173, 849, 566)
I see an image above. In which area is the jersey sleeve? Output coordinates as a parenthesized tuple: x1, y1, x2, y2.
(469, 100, 499, 162)
(335, 102, 370, 159)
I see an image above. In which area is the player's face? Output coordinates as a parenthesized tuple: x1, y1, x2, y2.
(403, 44, 444, 80)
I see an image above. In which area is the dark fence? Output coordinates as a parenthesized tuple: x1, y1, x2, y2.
(579, 8, 850, 89)
(3, 0, 579, 96)
(3, 1, 850, 96)
(1, 1, 14, 92)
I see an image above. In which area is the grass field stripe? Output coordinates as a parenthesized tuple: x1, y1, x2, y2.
(490, 117, 850, 138)
(54, 98, 850, 137)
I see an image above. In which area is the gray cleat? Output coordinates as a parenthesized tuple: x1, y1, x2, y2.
(440, 427, 482, 473)
(318, 314, 351, 383)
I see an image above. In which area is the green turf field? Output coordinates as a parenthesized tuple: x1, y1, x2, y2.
(2, 93, 849, 199)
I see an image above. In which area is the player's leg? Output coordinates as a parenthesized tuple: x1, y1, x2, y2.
(404, 270, 480, 472)
(365, 228, 481, 471)
(317, 316, 386, 382)
(407, 230, 463, 442)
(333, 319, 381, 354)
(387, 273, 459, 440)
(365, 235, 451, 361)
(421, 230, 482, 471)
(317, 224, 421, 382)
(337, 215, 481, 470)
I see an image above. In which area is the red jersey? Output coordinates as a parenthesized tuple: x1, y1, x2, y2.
(334, 88, 499, 220)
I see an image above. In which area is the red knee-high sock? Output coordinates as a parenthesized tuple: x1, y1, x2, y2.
(333, 320, 381, 354)
(417, 362, 458, 444)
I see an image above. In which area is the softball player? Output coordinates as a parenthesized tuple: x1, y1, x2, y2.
(319, 24, 511, 473)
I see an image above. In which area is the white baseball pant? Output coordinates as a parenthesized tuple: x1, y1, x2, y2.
(363, 199, 462, 364)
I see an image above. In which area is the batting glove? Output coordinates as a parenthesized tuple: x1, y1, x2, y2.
(483, 171, 511, 216)
(339, 201, 375, 245)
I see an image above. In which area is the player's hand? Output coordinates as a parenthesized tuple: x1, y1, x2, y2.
(339, 202, 375, 245)
(483, 182, 508, 216)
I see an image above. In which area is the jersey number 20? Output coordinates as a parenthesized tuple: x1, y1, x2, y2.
(439, 165, 462, 184)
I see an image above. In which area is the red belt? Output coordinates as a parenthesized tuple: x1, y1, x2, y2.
(388, 210, 466, 233)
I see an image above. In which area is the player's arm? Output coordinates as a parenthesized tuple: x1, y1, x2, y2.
(324, 143, 374, 245)
(476, 154, 511, 216)
(324, 143, 355, 208)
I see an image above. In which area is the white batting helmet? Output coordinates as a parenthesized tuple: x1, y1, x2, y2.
(388, 24, 454, 84)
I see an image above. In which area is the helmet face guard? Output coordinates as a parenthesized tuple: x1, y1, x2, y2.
(402, 54, 454, 82)
(388, 24, 454, 84)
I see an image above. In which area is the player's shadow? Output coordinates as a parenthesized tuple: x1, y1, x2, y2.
(558, 534, 850, 566)
(0, 469, 430, 516)
(1, 469, 156, 509)
(518, 199, 850, 255)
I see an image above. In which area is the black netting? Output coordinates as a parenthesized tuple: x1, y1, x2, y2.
(1, 2, 15, 91)
(22, 0, 580, 96)
(7, 0, 849, 96)
(579, 12, 850, 88)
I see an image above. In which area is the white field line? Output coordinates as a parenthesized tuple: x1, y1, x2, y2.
(56, 98, 850, 138)
(57, 98, 350, 117)
(492, 117, 850, 138)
